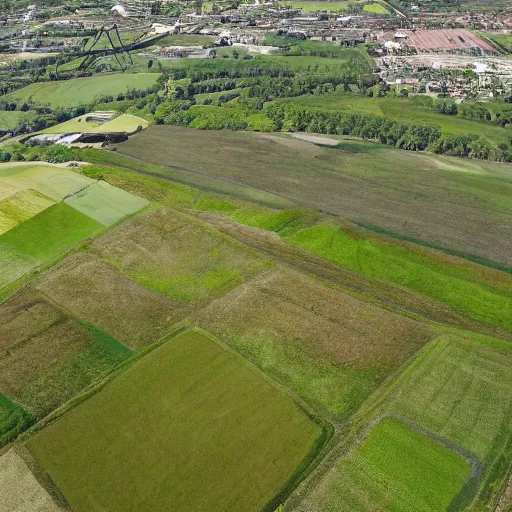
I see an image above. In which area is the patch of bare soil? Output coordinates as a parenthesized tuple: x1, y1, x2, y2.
(0, 449, 62, 512)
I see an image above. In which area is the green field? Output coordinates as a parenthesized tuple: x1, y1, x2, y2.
(0, 73, 160, 108)
(64, 181, 148, 225)
(284, 92, 512, 144)
(301, 332, 512, 511)
(280, 0, 390, 13)
(27, 329, 325, 512)
(0, 110, 36, 131)
(310, 417, 470, 512)
(0, 189, 54, 235)
(91, 208, 268, 306)
(0, 289, 132, 418)
(0, 393, 35, 447)
(287, 224, 512, 332)
(0, 163, 93, 202)
(0, 202, 101, 289)
(114, 126, 512, 268)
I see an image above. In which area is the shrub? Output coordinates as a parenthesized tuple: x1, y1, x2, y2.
(42, 145, 75, 163)
(0, 151, 11, 162)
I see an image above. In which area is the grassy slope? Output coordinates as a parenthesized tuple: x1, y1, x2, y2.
(287, 224, 512, 332)
(113, 127, 512, 268)
(0, 163, 93, 202)
(316, 417, 470, 512)
(0, 202, 102, 289)
(284, 92, 512, 144)
(299, 332, 512, 511)
(64, 181, 149, 225)
(0, 73, 160, 108)
(0, 111, 35, 131)
(28, 329, 324, 512)
(43, 114, 148, 134)
(0, 189, 54, 235)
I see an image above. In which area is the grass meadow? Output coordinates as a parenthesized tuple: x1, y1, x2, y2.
(0, 203, 102, 289)
(1, 73, 159, 108)
(27, 329, 326, 512)
(0, 289, 131, 421)
(284, 92, 512, 144)
(197, 268, 429, 422)
(35, 252, 182, 350)
(115, 126, 512, 268)
(0, 189, 54, 235)
(90, 207, 269, 306)
(286, 224, 512, 332)
(309, 417, 471, 512)
(299, 332, 512, 511)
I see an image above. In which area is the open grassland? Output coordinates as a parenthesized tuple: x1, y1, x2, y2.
(286, 224, 512, 333)
(0, 189, 54, 235)
(0, 203, 101, 290)
(154, 34, 216, 46)
(283, 93, 512, 144)
(115, 126, 512, 267)
(0, 449, 61, 512)
(27, 329, 325, 512)
(90, 208, 269, 305)
(197, 269, 430, 421)
(36, 252, 181, 350)
(299, 332, 512, 511)
(0, 163, 93, 202)
(0, 73, 160, 108)
(43, 113, 148, 134)
(306, 417, 471, 512)
(76, 159, 512, 338)
(0, 290, 131, 420)
(280, 0, 390, 13)
(0, 110, 36, 131)
(64, 181, 148, 225)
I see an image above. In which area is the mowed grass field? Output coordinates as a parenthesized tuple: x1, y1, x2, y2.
(309, 417, 471, 512)
(64, 181, 148, 225)
(0, 202, 102, 289)
(0, 163, 93, 201)
(115, 126, 512, 268)
(0, 73, 159, 108)
(0, 189, 54, 235)
(27, 329, 325, 512)
(299, 332, 512, 511)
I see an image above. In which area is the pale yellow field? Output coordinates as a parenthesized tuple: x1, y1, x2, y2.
(0, 449, 61, 512)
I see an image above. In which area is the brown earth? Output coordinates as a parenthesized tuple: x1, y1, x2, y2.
(198, 269, 429, 369)
(35, 252, 180, 350)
